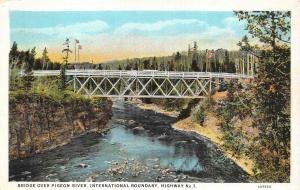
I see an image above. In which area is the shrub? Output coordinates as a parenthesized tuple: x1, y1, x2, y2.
(191, 98, 215, 126)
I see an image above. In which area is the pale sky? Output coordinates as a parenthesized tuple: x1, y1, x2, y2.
(10, 11, 248, 63)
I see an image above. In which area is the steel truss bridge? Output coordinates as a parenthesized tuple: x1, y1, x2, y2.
(30, 70, 254, 98)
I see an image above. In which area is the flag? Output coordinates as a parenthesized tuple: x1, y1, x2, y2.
(78, 45, 82, 49)
(208, 51, 215, 58)
(75, 39, 80, 43)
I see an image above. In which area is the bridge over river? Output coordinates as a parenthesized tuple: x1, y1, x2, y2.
(29, 70, 254, 98)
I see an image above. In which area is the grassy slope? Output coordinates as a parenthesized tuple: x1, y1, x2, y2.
(173, 91, 255, 176)
(173, 117, 255, 176)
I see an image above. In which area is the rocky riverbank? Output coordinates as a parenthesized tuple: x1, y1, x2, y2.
(85, 158, 208, 182)
(127, 98, 180, 117)
(173, 117, 254, 176)
(126, 94, 255, 177)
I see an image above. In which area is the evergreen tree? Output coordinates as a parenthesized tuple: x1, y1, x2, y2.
(152, 57, 158, 70)
(42, 47, 50, 70)
(60, 38, 72, 90)
(191, 60, 199, 71)
(33, 58, 42, 70)
(169, 60, 175, 71)
(125, 63, 131, 70)
(143, 60, 150, 70)
(96, 64, 103, 70)
(134, 62, 138, 70)
(235, 11, 290, 182)
(174, 52, 181, 61)
(20, 50, 35, 91)
(118, 64, 122, 70)
(30, 47, 39, 70)
(9, 41, 19, 70)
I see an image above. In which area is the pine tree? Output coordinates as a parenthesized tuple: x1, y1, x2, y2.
(9, 41, 19, 70)
(21, 50, 35, 91)
(118, 64, 122, 70)
(235, 11, 290, 182)
(42, 47, 50, 70)
(60, 38, 72, 90)
(191, 59, 199, 71)
(96, 64, 103, 70)
(134, 62, 138, 70)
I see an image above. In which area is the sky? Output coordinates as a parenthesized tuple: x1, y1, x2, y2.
(10, 11, 248, 63)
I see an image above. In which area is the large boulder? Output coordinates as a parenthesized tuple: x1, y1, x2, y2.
(132, 126, 145, 133)
(128, 120, 136, 125)
(78, 163, 88, 168)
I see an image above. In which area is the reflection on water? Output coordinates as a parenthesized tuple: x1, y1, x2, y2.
(9, 100, 248, 182)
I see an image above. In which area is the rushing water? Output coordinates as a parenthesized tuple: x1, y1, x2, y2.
(9, 99, 248, 182)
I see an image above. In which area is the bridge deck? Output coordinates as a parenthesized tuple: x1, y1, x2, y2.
(26, 70, 254, 98)
(29, 70, 255, 79)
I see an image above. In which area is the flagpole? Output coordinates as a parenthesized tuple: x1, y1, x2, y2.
(206, 51, 208, 72)
(78, 46, 80, 63)
(74, 40, 77, 63)
(214, 51, 216, 72)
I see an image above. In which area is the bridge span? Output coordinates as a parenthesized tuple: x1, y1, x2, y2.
(29, 70, 254, 98)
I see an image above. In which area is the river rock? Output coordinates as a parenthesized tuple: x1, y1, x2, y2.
(170, 174, 177, 178)
(21, 171, 31, 175)
(128, 120, 136, 125)
(162, 168, 171, 175)
(86, 175, 96, 182)
(175, 140, 188, 146)
(179, 140, 188, 143)
(155, 176, 162, 182)
(115, 119, 127, 125)
(157, 134, 167, 140)
(174, 178, 180, 182)
(133, 126, 145, 132)
(181, 175, 188, 180)
(78, 163, 88, 168)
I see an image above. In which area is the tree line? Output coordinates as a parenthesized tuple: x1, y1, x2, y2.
(101, 48, 238, 73)
(9, 42, 61, 72)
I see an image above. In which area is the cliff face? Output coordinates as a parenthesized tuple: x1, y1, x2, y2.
(9, 92, 113, 160)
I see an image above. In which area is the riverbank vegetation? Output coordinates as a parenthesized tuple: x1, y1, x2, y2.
(9, 40, 113, 160)
(175, 11, 290, 182)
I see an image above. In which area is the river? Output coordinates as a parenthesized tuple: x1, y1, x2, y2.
(9, 99, 248, 182)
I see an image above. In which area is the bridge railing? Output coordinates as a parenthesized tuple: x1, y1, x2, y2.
(27, 70, 255, 79)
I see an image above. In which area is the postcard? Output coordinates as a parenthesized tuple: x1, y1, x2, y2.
(0, 0, 299, 190)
